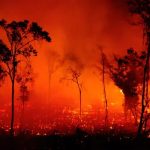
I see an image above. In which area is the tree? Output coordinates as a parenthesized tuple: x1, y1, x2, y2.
(16, 59, 34, 130)
(128, 0, 150, 137)
(109, 49, 146, 124)
(69, 68, 82, 117)
(61, 67, 82, 117)
(96, 48, 109, 128)
(0, 19, 51, 136)
(101, 51, 108, 128)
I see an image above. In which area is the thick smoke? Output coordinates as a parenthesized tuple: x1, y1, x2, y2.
(0, 0, 144, 125)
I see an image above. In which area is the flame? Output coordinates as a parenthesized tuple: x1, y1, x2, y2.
(0, 0, 146, 134)
(119, 89, 123, 95)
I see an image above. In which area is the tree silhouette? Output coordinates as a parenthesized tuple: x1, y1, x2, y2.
(61, 67, 82, 117)
(0, 19, 51, 136)
(96, 48, 109, 128)
(109, 49, 146, 124)
(16, 59, 34, 130)
(128, 0, 150, 137)
(69, 68, 82, 117)
(101, 51, 109, 128)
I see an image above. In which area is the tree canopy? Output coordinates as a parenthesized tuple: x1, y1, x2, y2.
(109, 48, 146, 97)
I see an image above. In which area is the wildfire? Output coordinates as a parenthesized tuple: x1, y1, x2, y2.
(147, 108, 150, 114)
(119, 89, 123, 95)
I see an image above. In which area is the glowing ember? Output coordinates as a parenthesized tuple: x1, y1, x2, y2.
(119, 89, 123, 95)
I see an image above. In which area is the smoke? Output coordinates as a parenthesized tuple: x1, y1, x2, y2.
(0, 0, 143, 63)
(0, 0, 144, 124)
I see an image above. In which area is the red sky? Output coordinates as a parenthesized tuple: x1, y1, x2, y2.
(0, 0, 145, 130)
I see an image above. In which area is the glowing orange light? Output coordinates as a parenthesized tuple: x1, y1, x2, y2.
(119, 89, 123, 95)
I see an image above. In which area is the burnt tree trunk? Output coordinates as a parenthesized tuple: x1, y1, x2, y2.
(102, 55, 108, 127)
(137, 42, 150, 138)
(10, 77, 15, 136)
(77, 82, 82, 116)
(10, 57, 16, 136)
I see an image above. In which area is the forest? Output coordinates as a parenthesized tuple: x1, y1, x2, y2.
(0, 0, 150, 149)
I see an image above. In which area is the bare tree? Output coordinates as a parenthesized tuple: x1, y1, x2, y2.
(96, 48, 109, 128)
(0, 19, 51, 136)
(101, 51, 108, 128)
(61, 67, 82, 116)
(70, 68, 82, 116)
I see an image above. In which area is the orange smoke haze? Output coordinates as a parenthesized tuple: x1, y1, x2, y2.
(0, 0, 144, 132)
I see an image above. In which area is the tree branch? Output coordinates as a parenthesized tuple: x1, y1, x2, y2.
(5, 62, 12, 81)
(17, 39, 35, 51)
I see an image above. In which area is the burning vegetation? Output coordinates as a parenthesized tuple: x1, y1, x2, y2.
(1, 0, 150, 149)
